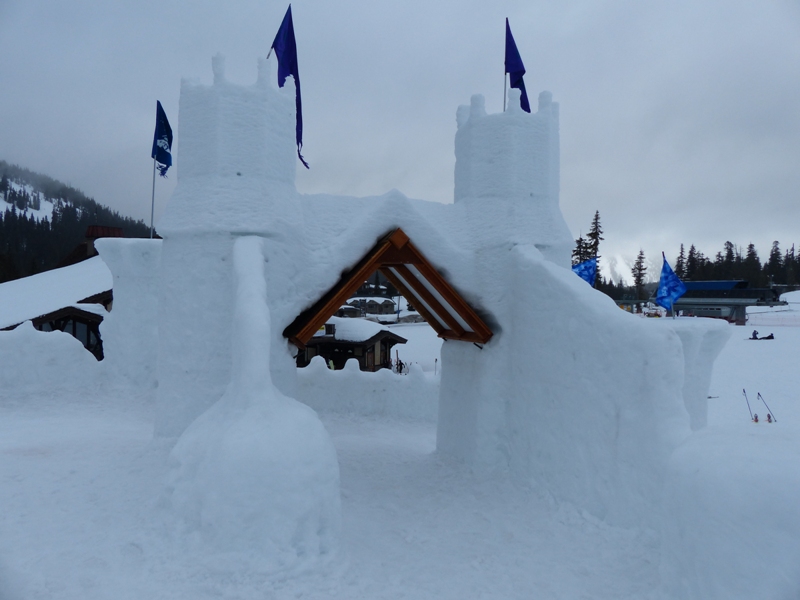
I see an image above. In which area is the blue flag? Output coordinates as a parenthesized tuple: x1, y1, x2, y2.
(505, 19, 531, 113)
(271, 5, 309, 169)
(656, 252, 687, 311)
(572, 257, 597, 286)
(151, 100, 173, 177)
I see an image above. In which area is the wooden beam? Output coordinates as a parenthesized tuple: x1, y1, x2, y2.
(391, 264, 466, 336)
(283, 227, 494, 348)
(410, 258, 493, 344)
(379, 267, 453, 338)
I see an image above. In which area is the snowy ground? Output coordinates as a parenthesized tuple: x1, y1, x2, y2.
(1, 314, 798, 599)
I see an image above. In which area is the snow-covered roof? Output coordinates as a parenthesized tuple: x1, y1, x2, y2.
(323, 316, 404, 343)
(0, 256, 112, 329)
(348, 296, 396, 304)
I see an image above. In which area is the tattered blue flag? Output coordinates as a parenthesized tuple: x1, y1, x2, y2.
(151, 100, 173, 177)
(656, 252, 687, 311)
(271, 5, 309, 169)
(505, 19, 531, 113)
(572, 257, 597, 286)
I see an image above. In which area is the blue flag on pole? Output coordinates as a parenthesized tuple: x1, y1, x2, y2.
(505, 19, 531, 113)
(271, 5, 309, 169)
(656, 252, 687, 311)
(151, 100, 173, 177)
(572, 257, 597, 286)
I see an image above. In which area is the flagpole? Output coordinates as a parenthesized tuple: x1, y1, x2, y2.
(149, 158, 156, 239)
(503, 73, 507, 112)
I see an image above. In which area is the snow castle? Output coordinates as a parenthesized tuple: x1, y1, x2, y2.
(97, 55, 732, 556)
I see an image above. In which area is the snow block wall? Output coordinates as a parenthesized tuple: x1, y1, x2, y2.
(655, 319, 731, 430)
(296, 356, 439, 422)
(95, 238, 162, 392)
(163, 236, 340, 570)
(454, 89, 572, 267)
(437, 245, 695, 525)
(155, 56, 303, 437)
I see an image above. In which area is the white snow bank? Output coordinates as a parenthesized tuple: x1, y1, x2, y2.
(0, 321, 98, 396)
(296, 356, 438, 422)
(163, 236, 340, 573)
(0, 256, 111, 329)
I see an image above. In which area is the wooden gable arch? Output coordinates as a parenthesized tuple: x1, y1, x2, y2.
(283, 228, 493, 348)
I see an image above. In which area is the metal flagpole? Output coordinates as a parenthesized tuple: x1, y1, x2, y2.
(503, 73, 507, 112)
(150, 158, 157, 239)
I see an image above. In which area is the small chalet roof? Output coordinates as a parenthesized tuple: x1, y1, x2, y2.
(310, 316, 406, 346)
(284, 228, 492, 348)
(0, 256, 112, 329)
(348, 296, 396, 305)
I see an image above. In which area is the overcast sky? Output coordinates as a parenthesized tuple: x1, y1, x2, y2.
(1, 0, 799, 281)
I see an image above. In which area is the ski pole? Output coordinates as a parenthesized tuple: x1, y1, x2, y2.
(757, 393, 777, 422)
(743, 389, 754, 421)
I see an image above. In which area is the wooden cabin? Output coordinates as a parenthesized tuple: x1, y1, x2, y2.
(296, 317, 407, 372)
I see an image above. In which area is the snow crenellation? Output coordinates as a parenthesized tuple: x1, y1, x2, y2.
(3, 54, 797, 600)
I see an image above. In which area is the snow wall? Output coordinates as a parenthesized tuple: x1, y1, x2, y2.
(296, 356, 439, 422)
(95, 238, 162, 392)
(436, 242, 731, 527)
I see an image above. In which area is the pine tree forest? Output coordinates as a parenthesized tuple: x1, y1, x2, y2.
(573, 211, 800, 303)
(0, 161, 150, 283)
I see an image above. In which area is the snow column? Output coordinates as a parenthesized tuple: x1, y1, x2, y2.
(155, 55, 304, 437)
(164, 236, 340, 568)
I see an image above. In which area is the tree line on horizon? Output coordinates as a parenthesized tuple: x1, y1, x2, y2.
(573, 211, 799, 302)
(0, 161, 150, 283)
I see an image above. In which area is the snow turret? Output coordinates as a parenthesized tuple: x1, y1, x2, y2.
(155, 56, 306, 437)
(158, 54, 300, 236)
(454, 89, 572, 267)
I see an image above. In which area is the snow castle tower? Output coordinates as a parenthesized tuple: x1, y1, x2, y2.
(453, 89, 573, 267)
(156, 55, 303, 437)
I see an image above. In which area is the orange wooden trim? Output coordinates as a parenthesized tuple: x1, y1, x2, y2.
(283, 227, 494, 347)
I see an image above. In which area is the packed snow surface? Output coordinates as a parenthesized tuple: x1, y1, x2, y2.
(2, 319, 800, 599)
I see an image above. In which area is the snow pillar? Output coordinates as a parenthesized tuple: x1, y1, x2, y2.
(155, 56, 304, 437)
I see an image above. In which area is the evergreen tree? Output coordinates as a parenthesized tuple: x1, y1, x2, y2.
(674, 244, 686, 279)
(585, 211, 603, 287)
(685, 245, 698, 279)
(571, 234, 591, 266)
(785, 245, 796, 286)
(765, 241, 783, 284)
(743, 243, 762, 286)
(631, 249, 647, 300)
(0, 162, 150, 283)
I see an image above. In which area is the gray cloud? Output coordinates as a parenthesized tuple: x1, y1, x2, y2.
(1, 0, 798, 271)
